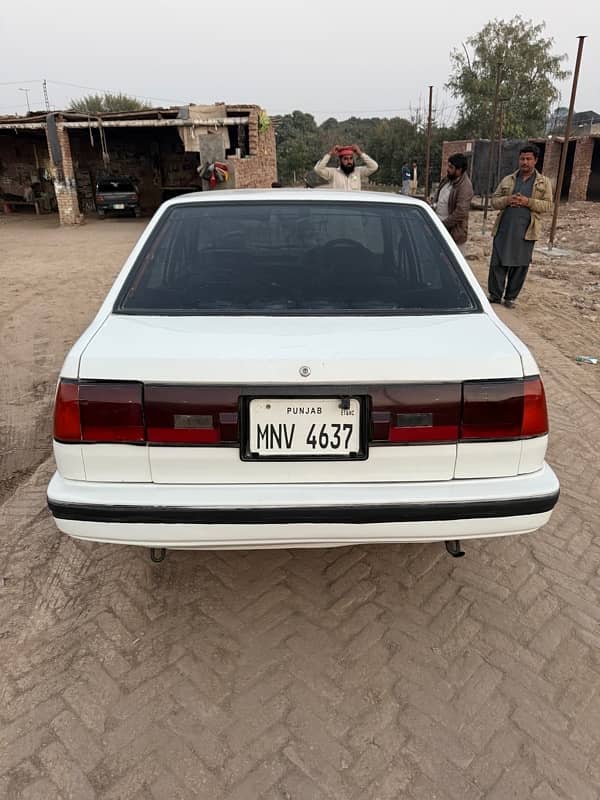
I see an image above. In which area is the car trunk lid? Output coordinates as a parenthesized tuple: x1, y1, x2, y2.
(79, 313, 523, 384)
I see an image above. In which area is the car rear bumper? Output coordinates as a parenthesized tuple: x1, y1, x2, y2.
(47, 464, 559, 549)
(97, 202, 138, 211)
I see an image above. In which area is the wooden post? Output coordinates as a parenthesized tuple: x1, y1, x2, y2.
(424, 86, 433, 200)
(548, 36, 586, 249)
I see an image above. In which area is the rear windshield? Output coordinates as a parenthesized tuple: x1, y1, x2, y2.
(116, 201, 480, 315)
(97, 179, 135, 192)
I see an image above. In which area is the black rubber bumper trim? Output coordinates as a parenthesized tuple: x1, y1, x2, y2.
(48, 491, 559, 525)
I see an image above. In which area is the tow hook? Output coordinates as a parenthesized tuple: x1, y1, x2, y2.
(445, 540, 465, 558)
(149, 548, 167, 563)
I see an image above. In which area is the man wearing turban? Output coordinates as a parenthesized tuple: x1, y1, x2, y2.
(313, 144, 378, 191)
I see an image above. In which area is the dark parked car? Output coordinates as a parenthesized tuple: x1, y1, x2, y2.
(95, 177, 141, 218)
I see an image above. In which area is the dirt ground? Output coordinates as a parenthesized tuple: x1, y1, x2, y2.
(0, 205, 599, 799)
(465, 203, 600, 367)
(0, 215, 146, 502)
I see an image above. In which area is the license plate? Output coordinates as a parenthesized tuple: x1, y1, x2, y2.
(248, 398, 361, 457)
(113, 203, 125, 209)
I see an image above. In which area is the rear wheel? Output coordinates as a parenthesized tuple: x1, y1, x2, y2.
(97, 209, 106, 219)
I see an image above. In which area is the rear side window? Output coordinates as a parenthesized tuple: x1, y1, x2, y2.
(116, 201, 479, 315)
(97, 180, 136, 192)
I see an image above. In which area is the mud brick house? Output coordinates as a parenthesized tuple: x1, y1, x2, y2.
(0, 103, 277, 224)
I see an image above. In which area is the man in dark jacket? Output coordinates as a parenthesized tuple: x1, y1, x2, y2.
(433, 153, 474, 254)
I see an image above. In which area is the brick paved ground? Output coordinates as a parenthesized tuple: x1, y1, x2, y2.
(1, 214, 599, 798)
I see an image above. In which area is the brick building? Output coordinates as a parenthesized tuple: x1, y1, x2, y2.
(0, 103, 277, 225)
(441, 135, 600, 202)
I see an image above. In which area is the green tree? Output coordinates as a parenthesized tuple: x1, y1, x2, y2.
(447, 16, 569, 139)
(274, 109, 460, 189)
(367, 117, 420, 184)
(273, 110, 322, 183)
(69, 92, 150, 113)
(320, 116, 382, 154)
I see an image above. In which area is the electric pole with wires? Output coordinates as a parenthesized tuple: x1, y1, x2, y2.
(43, 79, 50, 112)
(424, 86, 433, 201)
(482, 62, 503, 230)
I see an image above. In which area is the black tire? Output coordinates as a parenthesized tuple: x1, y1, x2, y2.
(97, 209, 106, 219)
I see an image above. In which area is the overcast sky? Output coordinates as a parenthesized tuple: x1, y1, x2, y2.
(1, 0, 597, 125)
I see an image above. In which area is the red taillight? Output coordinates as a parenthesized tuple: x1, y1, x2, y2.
(53, 381, 238, 445)
(79, 382, 144, 442)
(461, 380, 523, 440)
(370, 377, 548, 445)
(370, 384, 461, 443)
(54, 380, 81, 442)
(461, 377, 548, 440)
(96, 195, 105, 203)
(144, 385, 238, 444)
(522, 377, 548, 437)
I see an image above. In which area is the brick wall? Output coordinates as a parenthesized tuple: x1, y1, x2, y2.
(570, 136, 594, 201)
(48, 122, 83, 225)
(227, 110, 277, 188)
(542, 139, 562, 189)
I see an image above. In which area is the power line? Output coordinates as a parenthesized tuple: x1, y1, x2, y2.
(268, 102, 464, 118)
(45, 79, 185, 106)
(0, 77, 185, 106)
(1, 77, 463, 118)
(0, 79, 39, 86)
(269, 104, 462, 114)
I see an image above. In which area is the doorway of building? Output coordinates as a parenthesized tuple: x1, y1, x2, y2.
(586, 139, 600, 201)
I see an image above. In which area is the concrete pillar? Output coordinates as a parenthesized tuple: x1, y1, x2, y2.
(46, 118, 83, 225)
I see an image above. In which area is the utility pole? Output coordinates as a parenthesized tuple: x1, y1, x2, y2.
(548, 36, 586, 249)
(482, 63, 503, 227)
(18, 87, 31, 114)
(496, 101, 506, 185)
(424, 85, 433, 200)
(42, 79, 50, 112)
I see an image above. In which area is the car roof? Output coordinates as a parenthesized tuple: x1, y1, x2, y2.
(160, 188, 428, 210)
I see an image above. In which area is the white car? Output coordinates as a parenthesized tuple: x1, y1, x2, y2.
(47, 190, 559, 560)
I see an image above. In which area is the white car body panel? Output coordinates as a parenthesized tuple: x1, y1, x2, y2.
(81, 444, 152, 483)
(518, 435, 550, 474)
(53, 436, 550, 487)
(454, 440, 522, 479)
(146, 443, 457, 484)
